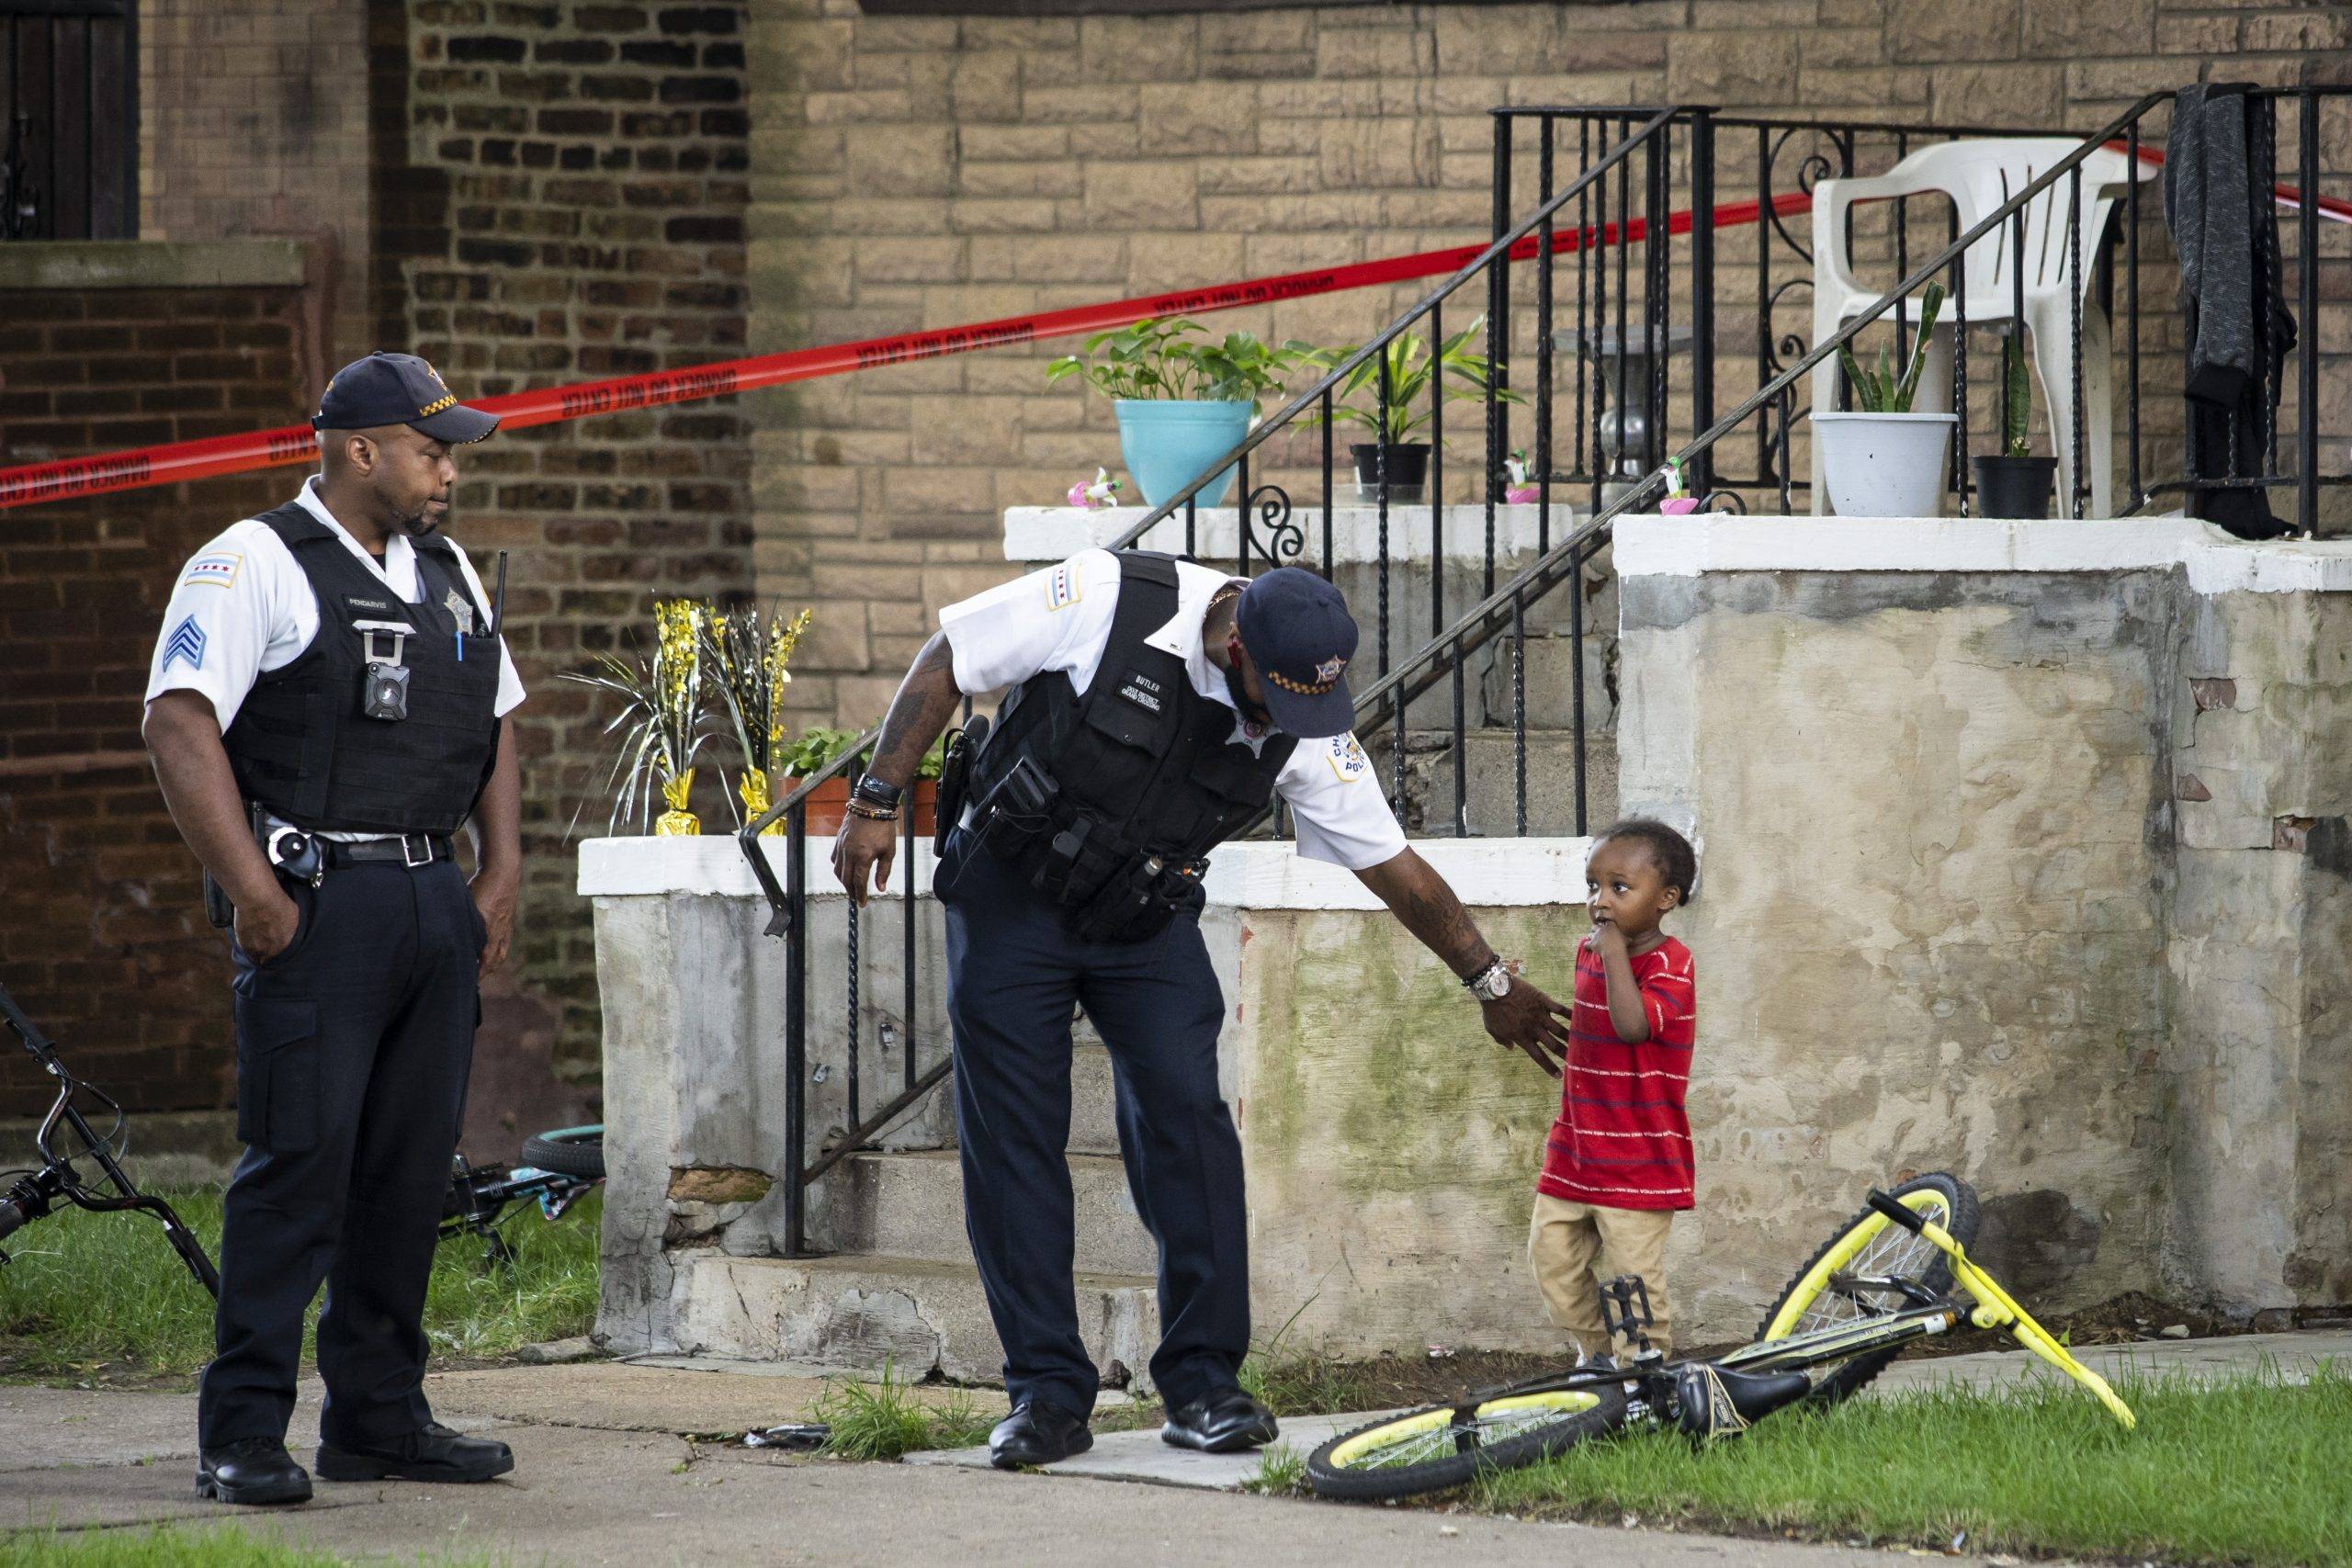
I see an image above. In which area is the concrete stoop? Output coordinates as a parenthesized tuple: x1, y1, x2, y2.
(1395, 727, 1620, 837)
(680, 1252, 1160, 1390)
(816, 1148, 1158, 1278)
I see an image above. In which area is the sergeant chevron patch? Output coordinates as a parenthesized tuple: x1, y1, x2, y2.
(162, 615, 208, 672)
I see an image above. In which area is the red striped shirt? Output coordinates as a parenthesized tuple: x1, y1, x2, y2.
(1538, 935, 1696, 1212)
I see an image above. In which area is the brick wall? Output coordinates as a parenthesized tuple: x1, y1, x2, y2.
(0, 244, 320, 1117)
(377, 0, 755, 1077)
(138, 0, 376, 367)
(746, 0, 2352, 734)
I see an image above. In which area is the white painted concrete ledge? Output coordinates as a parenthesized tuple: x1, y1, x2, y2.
(1615, 513, 2352, 593)
(578, 834, 1596, 909)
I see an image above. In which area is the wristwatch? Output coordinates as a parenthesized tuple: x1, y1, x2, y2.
(1464, 956, 1517, 1003)
(851, 773, 904, 810)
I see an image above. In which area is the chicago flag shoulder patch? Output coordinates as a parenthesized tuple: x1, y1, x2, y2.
(1045, 561, 1082, 613)
(180, 551, 243, 591)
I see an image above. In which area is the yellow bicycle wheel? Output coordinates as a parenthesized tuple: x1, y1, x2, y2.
(1755, 1172, 1980, 1403)
(1306, 1382, 1628, 1502)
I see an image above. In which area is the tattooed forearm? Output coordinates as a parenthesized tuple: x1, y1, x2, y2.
(865, 632, 965, 788)
(1356, 848, 1497, 978)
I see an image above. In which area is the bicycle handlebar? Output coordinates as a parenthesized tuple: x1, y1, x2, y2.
(1866, 1189, 1928, 1234)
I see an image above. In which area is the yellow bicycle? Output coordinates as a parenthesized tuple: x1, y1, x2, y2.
(1306, 1174, 2133, 1502)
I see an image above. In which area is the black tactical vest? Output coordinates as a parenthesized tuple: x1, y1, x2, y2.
(966, 551, 1298, 921)
(220, 501, 502, 835)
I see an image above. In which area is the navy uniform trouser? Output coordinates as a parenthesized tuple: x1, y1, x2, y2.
(937, 829, 1250, 1420)
(197, 857, 482, 1449)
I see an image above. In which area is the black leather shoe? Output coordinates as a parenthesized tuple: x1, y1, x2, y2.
(196, 1437, 312, 1506)
(315, 1422, 514, 1483)
(988, 1400, 1092, 1470)
(1161, 1388, 1278, 1453)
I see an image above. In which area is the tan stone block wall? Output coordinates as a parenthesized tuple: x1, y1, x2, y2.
(750, 0, 2348, 734)
(138, 0, 375, 360)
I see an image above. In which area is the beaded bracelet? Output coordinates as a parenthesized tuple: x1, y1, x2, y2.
(843, 795, 901, 823)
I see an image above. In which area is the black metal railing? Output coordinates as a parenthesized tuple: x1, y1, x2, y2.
(740, 109, 1681, 1255)
(737, 89, 2348, 1257)
(1495, 94, 2348, 530)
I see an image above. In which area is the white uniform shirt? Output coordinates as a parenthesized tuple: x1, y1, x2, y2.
(145, 477, 526, 838)
(939, 550, 1408, 873)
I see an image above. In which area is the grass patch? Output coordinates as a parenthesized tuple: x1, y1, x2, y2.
(1243, 1442, 1306, 1496)
(0, 1188, 600, 1383)
(1238, 1351, 1373, 1418)
(1459, 1365, 2352, 1567)
(1237, 1296, 1374, 1417)
(810, 1364, 994, 1461)
(0, 1522, 503, 1566)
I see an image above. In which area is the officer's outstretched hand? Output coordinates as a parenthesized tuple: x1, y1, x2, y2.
(832, 815, 899, 908)
(1479, 979, 1572, 1077)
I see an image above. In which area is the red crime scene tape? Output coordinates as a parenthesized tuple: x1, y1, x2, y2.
(3, 139, 2342, 513)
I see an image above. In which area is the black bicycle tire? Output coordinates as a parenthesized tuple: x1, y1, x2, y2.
(518, 1124, 605, 1180)
(1754, 1171, 1981, 1405)
(1305, 1379, 1629, 1503)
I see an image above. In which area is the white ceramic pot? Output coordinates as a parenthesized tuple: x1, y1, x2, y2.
(1813, 411, 1957, 518)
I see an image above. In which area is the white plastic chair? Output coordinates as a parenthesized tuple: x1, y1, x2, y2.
(1810, 139, 2157, 518)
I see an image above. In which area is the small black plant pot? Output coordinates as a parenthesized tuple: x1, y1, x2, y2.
(1350, 442, 1431, 494)
(1971, 455, 2057, 520)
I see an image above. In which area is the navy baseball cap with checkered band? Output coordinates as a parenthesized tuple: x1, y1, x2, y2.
(313, 352, 500, 445)
(1235, 567, 1359, 739)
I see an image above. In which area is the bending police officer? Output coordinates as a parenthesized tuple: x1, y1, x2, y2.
(833, 550, 1572, 1470)
(143, 354, 525, 1506)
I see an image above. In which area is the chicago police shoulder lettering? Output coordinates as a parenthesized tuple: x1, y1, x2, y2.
(1325, 734, 1371, 783)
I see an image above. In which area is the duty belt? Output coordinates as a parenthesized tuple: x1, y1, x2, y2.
(320, 833, 456, 869)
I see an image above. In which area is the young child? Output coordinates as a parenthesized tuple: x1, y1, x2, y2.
(1529, 818, 1698, 1363)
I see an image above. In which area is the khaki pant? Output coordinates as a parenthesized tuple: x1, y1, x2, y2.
(1528, 1192, 1676, 1359)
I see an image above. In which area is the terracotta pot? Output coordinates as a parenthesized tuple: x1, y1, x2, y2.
(781, 777, 937, 836)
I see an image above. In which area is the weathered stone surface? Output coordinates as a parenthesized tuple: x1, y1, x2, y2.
(668, 1166, 775, 1205)
(681, 1254, 1159, 1387)
(1618, 532, 2352, 1325)
(1889, 0, 2018, 62)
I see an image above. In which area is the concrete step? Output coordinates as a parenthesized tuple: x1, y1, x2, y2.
(1479, 631, 1618, 734)
(679, 1251, 1161, 1392)
(867, 1038, 1121, 1159)
(1393, 728, 1619, 839)
(813, 1149, 1157, 1278)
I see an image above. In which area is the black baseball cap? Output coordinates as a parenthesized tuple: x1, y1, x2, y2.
(313, 352, 500, 444)
(1235, 567, 1359, 739)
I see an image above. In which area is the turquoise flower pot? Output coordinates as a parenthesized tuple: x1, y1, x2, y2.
(1114, 400, 1252, 509)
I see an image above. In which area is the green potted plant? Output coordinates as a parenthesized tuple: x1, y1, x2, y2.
(1969, 329, 2057, 520)
(1815, 283, 1955, 517)
(774, 728, 945, 835)
(1304, 316, 1513, 502)
(1046, 318, 1310, 508)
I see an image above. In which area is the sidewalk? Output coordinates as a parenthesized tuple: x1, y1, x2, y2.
(0, 1360, 1924, 1567)
(3, 1330, 2334, 1564)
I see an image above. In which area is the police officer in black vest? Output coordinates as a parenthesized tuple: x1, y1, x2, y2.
(834, 549, 1572, 1469)
(142, 355, 524, 1506)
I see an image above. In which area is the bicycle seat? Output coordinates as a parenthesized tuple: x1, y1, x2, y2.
(1671, 1364, 1813, 1438)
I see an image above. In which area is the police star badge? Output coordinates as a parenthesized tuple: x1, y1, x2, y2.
(1312, 653, 1348, 687)
(446, 587, 475, 635)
